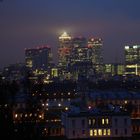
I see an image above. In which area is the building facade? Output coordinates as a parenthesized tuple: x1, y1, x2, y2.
(69, 37, 93, 80)
(25, 45, 52, 70)
(88, 38, 103, 74)
(62, 109, 132, 139)
(104, 63, 125, 76)
(125, 45, 140, 75)
(58, 32, 72, 68)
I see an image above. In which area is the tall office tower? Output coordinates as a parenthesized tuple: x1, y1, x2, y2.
(69, 37, 93, 80)
(125, 45, 140, 75)
(70, 37, 87, 61)
(25, 48, 38, 69)
(88, 38, 103, 74)
(25, 45, 52, 70)
(58, 32, 72, 68)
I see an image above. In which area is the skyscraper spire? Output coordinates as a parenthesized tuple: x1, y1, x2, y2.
(59, 31, 72, 40)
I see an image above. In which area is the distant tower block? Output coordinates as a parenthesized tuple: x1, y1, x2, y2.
(58, 32, 72, 68)
(124, 45, 140, 75)
(88, 38, 103, 74)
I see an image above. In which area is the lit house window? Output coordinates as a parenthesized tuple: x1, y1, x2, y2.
(92, 119, 96, 125)
(102, 118, 109, 125)
(15, 114, 18, 118)
(106, 118, 109, 124)
(107, 129, 111, 135)
(93, 129, 97, 136)
(90, 129, 93, 136)
(102, 119, 105, 124)
(89, 119, 91, 125)
(98, 129, 102, 136)
(103, 129, 107, 136)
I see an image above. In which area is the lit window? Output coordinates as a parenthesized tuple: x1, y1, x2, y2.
(125, 46, 129, 49)
(88, 106, 91, 110)
(93, 129, 97, 136)
(133, 45, 138, 49)
(92, 119, 96, 125)
(103, 129, 107, 136)
(124, 100, 128, 104)
(98, 129, 102, 136)
(15, 114, 18, 118)
(65, 107, 68, 111)
(106, 118, 109, 124)
(107, 129, 111, 135)
(102, 119, 105, 124)
(90, 129, 93, 136)
(102, 118, 109, 125)
(89, 119, 91, 125)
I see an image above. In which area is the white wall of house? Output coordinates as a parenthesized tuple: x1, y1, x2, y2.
(62, 112, 132, 139)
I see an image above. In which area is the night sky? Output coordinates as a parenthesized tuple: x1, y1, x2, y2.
(0, 0, 140, 68)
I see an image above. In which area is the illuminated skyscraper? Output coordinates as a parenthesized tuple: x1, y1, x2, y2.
(125, 45, 140, 75)
(58, 32, 72, 68)
(25, 45, 52, 70)
(88, 38, 103, 74)
(69, 37, 93, 79)
(70, 37, 87, 62)
(58, 33, 104, 79)
(25, 48, 38, 68)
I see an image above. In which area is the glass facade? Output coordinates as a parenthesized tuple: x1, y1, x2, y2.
(125, 45, 140, 75)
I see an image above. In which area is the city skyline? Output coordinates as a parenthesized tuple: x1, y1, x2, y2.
(1, 0, 140, 68)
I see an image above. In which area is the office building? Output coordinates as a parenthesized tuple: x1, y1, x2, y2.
(88, 38, 103, 74)
(25, 45, 52, 70)
(58, 32, 72, 68)
(104, 63, 125, 76)
(125, 45, 140, 75)
(69, 37, 93, 80)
